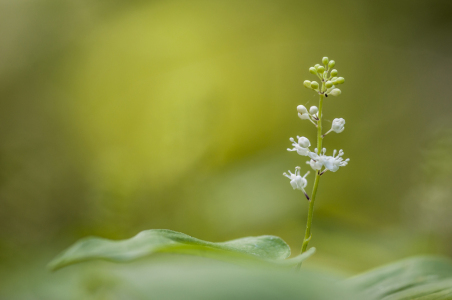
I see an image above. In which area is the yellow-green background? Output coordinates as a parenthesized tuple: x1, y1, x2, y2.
(1, 0, 452, 289)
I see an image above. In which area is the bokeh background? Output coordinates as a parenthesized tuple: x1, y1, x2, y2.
(1, 0, 452, 296)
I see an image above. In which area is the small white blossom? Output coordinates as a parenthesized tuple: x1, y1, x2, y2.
(288, 136, 311, 156)
(323, 149, 350, 172)
(283, 167, 310, 199)
(307, 148, 327, 171)
(331, 118, 345, 133)
(309, 158, 323, 170)
(307, 149, 350, 172)
(323, 118, 345, 137)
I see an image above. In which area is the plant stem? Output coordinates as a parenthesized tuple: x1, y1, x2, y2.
(297, 89, 325, 268)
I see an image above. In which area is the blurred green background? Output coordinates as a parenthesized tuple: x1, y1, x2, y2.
(1, 0, 452, 295)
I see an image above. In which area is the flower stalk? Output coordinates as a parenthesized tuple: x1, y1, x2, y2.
(300, 93, 324, 255)
(284, 57, 349, 268)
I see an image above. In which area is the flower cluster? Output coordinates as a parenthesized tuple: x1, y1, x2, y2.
(303, 58, 345, 98)
(286, 136, 349, 173)
(307, 147, 350, 173)
(283, 57, 349, 198)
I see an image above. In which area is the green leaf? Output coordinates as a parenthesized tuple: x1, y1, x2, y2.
(48, 229, 315, 271)
(345, 256, 452, 300)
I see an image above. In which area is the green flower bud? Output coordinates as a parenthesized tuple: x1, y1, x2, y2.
(322, 57, 329, 65)
(336, 77, 345, 84)
(303, 80, 311, 88)
(310, 81, 319, 89)
(328, 60, 335, 68)
(314, 64, 320, 68)
(309, 67, 317, 75)
(316, 66, 325, 74)
(330, 69, 338, 77)
(331, 77, 338, 82)
(326, 81, 333, 88)
(329, 88, 341, 96)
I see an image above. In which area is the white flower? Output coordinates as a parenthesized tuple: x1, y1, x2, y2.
(307, 149, 350, 172)
(331, 118, 345, 133)
(283, 167, 310, 199)
(307, 148, 327, 171)
(309, 158, 323, 170)
(323, 149, 350, 172)
(323, 118, 345, 137)
(287, 136, 311, 156)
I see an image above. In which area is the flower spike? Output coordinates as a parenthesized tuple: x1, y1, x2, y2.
(283, 57, 350, 258)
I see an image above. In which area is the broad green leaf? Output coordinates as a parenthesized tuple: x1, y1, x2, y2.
(345, 256, 452, 300)
(5, 254, 353, 299)
(48, 229, 315, 271)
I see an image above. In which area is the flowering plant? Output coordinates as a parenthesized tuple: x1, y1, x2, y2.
(284, 57, 349, 259)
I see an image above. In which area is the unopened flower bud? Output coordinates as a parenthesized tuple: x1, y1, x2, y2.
(309, 106, 318, 114)
(331, 77, 338, 82)
(330, 69, 338, 77)
(316, 66, 325, 74)
(298, 136, 310, 148)
(322, 57, 329, 65)
(298, 113, 310, 120)
(303, 80, 311, 88)
(297, 105, 308, 114)
(314, 64, 320, 69)
(309, 67, 317, 75)
(310, 81, 319, 89)
(328, 60, 335, 68)
(331, 118, 345, 133)
(329, 88, 341, 96)
(326, 81, 333, 88)
(336, 77, 345, 84)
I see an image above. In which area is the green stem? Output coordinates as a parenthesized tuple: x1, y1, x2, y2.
(297, 89, 325, 267)
(301, 171, 320, 253)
